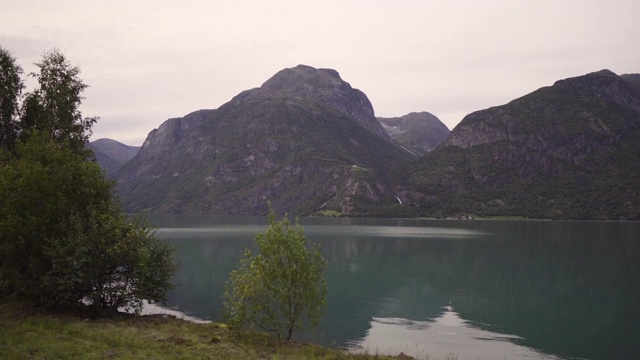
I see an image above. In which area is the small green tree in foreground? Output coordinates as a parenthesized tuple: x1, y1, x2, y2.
(223, 209, 327, 342)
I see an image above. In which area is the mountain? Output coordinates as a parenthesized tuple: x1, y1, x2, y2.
(622, 73, 640, 94)
(394, 69, 640, 220)
(260, 65, 393, 142)
(89, 138, 140, 178)
(378, 112, 450, 155)
(115, 65, 415, 215)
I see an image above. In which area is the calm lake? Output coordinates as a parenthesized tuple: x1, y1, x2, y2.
(150, 216, 640, 360)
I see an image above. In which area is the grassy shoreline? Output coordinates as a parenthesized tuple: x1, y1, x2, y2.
(0, 299, 402, 360)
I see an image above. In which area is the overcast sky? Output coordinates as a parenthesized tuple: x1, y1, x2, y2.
(2, 0, 639, 146)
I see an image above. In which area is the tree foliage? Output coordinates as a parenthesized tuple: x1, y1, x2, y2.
(0, 133, 177, 314)
(0, 46, 24, 151)
(20, 48, 97, 154)
(223, 209, 327, 341)
(0, 47, 177, 313)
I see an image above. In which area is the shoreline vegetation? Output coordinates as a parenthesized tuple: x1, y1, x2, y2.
(0, 299, 417, 360)
(312, 211, 639, 222)
(312, 210, 538, 221)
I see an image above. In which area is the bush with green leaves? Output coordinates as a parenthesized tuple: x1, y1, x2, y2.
(223, 209, 327, 341)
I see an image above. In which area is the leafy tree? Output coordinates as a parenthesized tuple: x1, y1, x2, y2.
(0, 133, 177, 311)
(223, 209, 327, 342)
(0, 46, 24, 151)
(20, 49, 97, 154)
(0, 47, 177, 313)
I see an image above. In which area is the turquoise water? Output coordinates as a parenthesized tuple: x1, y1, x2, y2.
(151, 216, 640, 360)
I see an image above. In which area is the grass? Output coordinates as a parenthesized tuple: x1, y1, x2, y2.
(313, 210, 345, 217)
(0, 299, 402, 360)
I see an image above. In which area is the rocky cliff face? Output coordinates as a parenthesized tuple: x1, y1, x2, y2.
(112, 67, 639, 219)
(115, 65, 415, 215)
(378, 112, 450, 155)
(88, 138, 140, 178)
(258, 65, 392, 141)
(621, 73, 640, 94)
(444, 70, 640, 149)
(396, 70, 640, 220)
(116, 109, 212, 182)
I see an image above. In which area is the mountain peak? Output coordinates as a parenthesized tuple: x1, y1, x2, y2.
(262, 64, 343, 90)
(378, 112, 450, 155)
(115, 65, 412, 215)
(289, 64, 341, 79)
(445, 70, 640, 149)
(89, 138, 140, 178)
(402, 69, 640, 220)
(257, 65, 391, 140)
(549, 69, 640, 114)
(552, 69, 619, 88)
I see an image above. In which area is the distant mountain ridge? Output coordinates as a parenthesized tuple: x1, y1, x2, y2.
(109, 67, 640, 219)
(395, 69, 640, 220)
(378, 112, 450, 155)
(88, 138, 140, 178)
(115, 65, 415, 215)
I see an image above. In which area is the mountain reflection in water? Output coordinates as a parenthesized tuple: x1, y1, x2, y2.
(347, 305, 561, 360)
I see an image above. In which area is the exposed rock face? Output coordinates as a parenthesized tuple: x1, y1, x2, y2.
(398, 70, 640, 220)
(621, 73, 640, 94)
(116, 109, 212, 182)
(115, 65, 415, 215)
(378, 112, 450, 155)
(113, 67, 639, 219)
(258, 65, 392, 141)
(88, 138, 140, 178)
(444, 70, 640, 150)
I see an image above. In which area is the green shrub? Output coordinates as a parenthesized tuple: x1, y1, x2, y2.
(223, 208, 327, 341)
